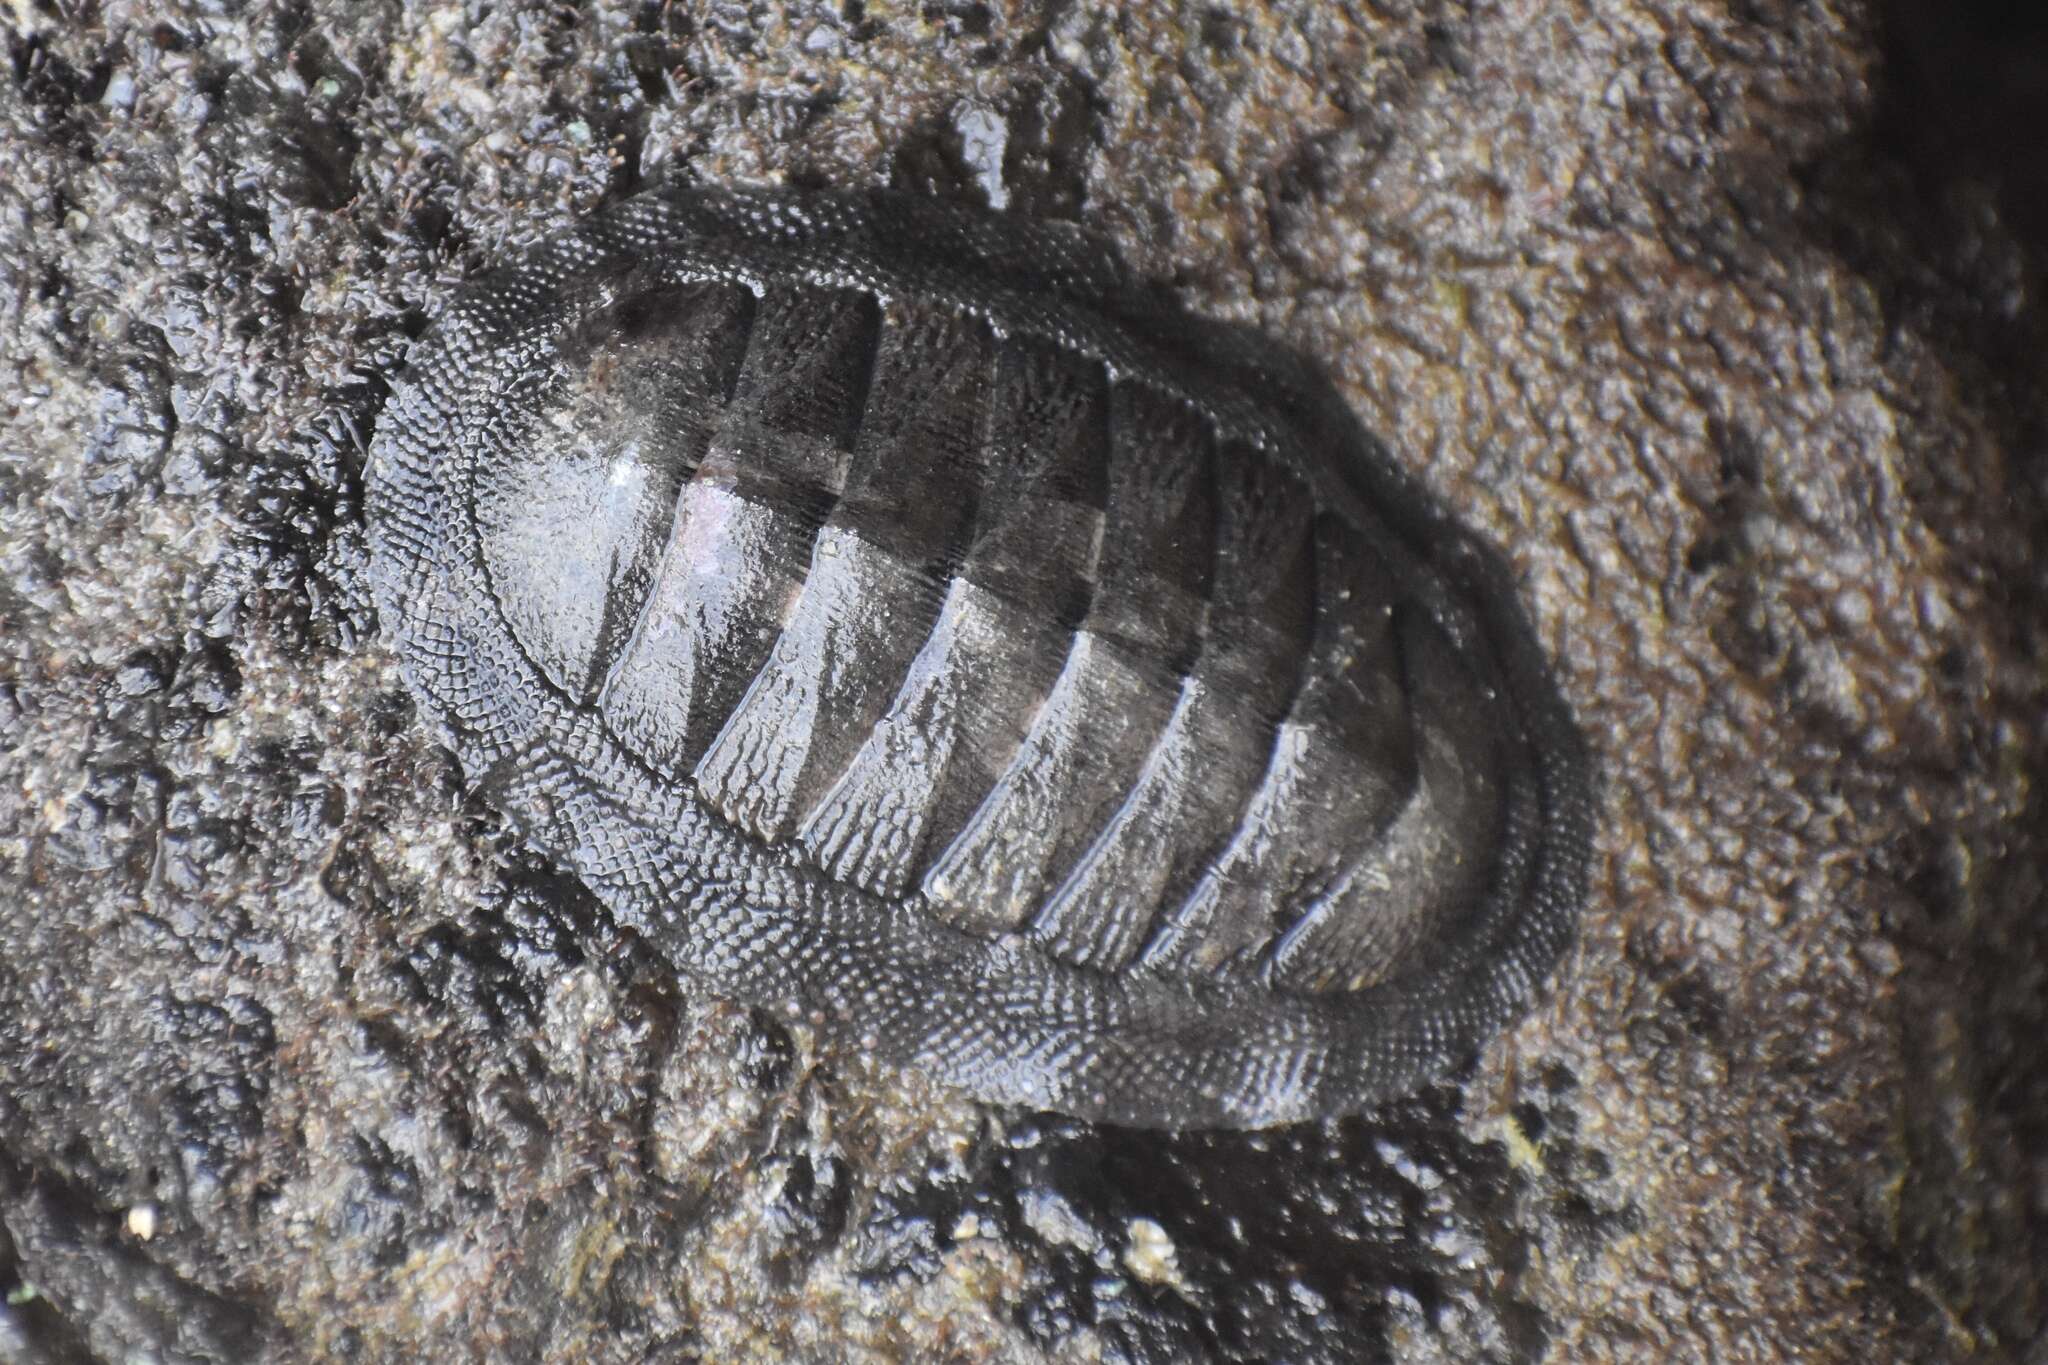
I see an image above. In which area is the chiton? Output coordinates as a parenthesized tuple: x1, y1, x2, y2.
(365, 184, 1591, 1129)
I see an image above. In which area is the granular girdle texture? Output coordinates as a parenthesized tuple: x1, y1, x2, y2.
(366, 185, 1592, 1128)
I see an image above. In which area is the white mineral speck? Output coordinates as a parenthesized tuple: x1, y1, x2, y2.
(1121, 1217, 1186, 1290)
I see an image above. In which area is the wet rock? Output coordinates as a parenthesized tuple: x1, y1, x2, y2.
(2, 0, 2043, 1360)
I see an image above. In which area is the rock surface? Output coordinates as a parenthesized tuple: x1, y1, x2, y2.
(2, 1, 2042, 1361)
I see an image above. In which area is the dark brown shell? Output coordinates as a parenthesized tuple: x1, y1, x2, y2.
(365, 184, 1591, 1128)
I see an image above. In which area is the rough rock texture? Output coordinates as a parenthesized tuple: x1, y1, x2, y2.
(1, 1, 2042, 1362)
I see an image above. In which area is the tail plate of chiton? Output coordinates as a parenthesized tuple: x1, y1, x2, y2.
(364, 183, 1593, 1129)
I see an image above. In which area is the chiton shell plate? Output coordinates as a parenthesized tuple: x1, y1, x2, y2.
(365, 184, 1591, 1129)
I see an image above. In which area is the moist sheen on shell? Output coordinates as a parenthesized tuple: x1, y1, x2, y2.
(365, 184, 1592, 1129)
